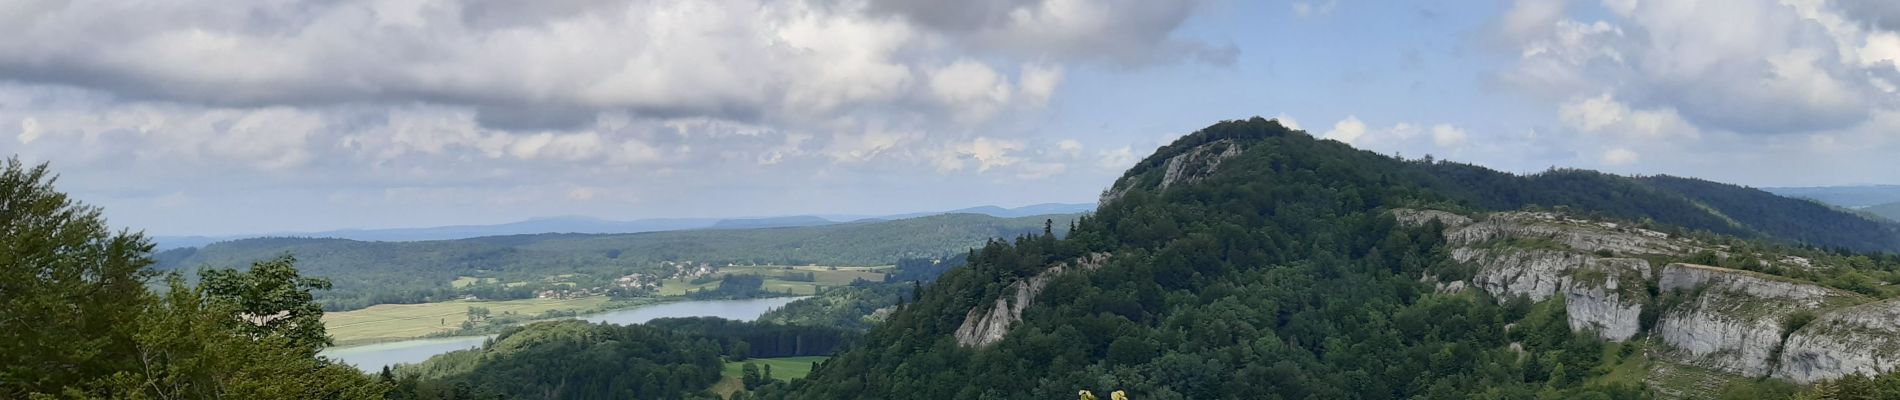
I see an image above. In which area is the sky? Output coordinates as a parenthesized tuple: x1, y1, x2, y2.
(4, 0, 1900, 236)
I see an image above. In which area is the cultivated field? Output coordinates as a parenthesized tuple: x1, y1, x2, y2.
(324, 296, 612, 345)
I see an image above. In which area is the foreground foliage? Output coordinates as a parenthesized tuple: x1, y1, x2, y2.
(0, 158, 380, 399)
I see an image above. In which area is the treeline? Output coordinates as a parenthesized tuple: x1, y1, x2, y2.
(388, 318, 855, 399)
(646, 317, 858, 359)
(0, 159, 381, 398)
(688, 274, 770, 299)
(884, 253, 969, 283)
(387, 320, 723, 399)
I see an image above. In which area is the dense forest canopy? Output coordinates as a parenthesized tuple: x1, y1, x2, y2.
(763, 118, 1900, 399)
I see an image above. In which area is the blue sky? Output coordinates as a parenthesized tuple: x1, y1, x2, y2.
(4, 0, 1899, 236)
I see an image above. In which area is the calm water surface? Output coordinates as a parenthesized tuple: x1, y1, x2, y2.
(322, 296, 806, 371)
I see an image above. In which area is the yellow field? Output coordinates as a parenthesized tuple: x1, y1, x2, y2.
(324, 296, 610, 345)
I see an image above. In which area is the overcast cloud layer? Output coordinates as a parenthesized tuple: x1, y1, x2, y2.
(2, 0, 1897, 235)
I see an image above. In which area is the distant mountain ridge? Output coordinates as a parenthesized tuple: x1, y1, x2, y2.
(151, 203, 1096, 249)
(1765, 185, 1900, 208)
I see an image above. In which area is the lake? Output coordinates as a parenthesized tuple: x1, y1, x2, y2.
(321, 296, 807, 371)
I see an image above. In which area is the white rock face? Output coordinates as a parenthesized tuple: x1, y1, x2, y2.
(1454, 247, 1649, 341)
(954, 253, 1112, 347)
(1392, 209, 1473, 229)
(1445, 212, 1688, 256)
(1563, 258, 1650, 341)
(1100, 140, 1243, 205)
(1654, 263, 1864, 378)
(1776, 298, 1900, 383)
(1394, 208, 1900, 383)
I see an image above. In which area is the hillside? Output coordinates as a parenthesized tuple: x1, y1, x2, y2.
(763, 118, 1900, 399)
(1867, 202, 1900, 222)
(154, 213, 1080, 310)
(1764, 185, 1900, 209)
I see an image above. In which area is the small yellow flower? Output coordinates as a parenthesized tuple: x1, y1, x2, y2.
(1112, 390, 1128, 400)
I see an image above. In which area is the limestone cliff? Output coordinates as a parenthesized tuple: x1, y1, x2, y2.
(1394, 208, 1891, 383)
(1653, 263, 1866, 378)
(954, 253, 1112, 347)
(1777, 298, 1900, 383)
(1400, 209, 1658, 341)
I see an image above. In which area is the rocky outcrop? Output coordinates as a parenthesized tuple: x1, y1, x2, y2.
(1776, 298, 1900, 383)
(1453, 247, 1650, 341)
(1563, 259, 1651, 341)
(1654, 263, 1866, 378)
(1392, 208, 1473, 228)
(1100, 140, 1244, 205)
(1394, 208, 1900, 386)
(1445, 211, 1688, 256)
(1399, 208, 1661, 341)
(955, 253, 1112, 347)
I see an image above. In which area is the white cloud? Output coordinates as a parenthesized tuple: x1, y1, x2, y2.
(1499, 0, 1885, 134)
(928, 60, 1015, 125)
(1019, 64, 1066, 107)
(1273, 113, 1301, 131)
(965, 137, 1024, 172)
(1431, 124, 1468, 147)
(1601, 148, 1640, 165)
(16, 117, 39, 144)
(1557, 93, 1699, 139)
(1322, 115, 1367, 144)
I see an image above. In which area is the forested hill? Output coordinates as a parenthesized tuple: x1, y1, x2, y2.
(151, 213, 1079, 309)
(1105, 118, 1900, 253)
(765, 117, 1900, 399)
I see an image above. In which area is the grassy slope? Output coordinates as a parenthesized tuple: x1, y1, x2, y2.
(714, 357, 831, 398)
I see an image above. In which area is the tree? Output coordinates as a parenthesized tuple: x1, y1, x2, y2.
(733, 341, 752, 361)
(1, 158, 156, 395)
(742, 362, 765, 390)
(200, 254, 336, 354)
(0, 158, 384, 398)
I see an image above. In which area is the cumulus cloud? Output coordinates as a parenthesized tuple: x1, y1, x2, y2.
(1497, 0, 1890, 134)
(859, 0, 1234, 65)
(1273, 113, 1302, 131)
(1322, 116, 1368, 144)
(0, 0, 1224, 211)
(0, 0, 1207, 137)
(1431, 124, 1468, 147)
